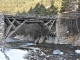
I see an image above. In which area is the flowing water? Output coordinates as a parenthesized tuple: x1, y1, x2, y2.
(2, 38, 80, 60)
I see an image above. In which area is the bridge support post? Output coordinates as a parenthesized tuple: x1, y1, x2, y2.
(55, 13, 61, 44)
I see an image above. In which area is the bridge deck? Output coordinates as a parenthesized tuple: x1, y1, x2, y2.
(4, 15, 57, 23)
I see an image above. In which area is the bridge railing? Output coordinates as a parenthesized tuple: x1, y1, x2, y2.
(15, 14, 57, 20)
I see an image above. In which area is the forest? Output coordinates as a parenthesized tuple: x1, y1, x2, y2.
(0, 0, 71, 14)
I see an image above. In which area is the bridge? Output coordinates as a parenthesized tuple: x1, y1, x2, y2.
(4, 14, 57, 38)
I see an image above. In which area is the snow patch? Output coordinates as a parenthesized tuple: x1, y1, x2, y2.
(75, 49, 80, 54)
(5, 49, 28, 60)
(53, 49, 64, 55)
(0, 51, 6, 60)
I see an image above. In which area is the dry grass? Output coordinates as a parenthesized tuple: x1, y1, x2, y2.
(0, 0, 62, 14)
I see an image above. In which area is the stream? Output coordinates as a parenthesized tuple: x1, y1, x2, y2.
(0, 38, 80, 60)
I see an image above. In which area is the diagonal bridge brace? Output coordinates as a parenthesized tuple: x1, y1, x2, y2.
(6, 20, 26, 38)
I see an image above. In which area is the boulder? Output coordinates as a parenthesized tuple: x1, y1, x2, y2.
(38, 36, 45, 44)
(53, 49, 64, 55)
(75, 49, 80, 54)
(23, 35, 34, 41)
(35, 37, 39, 44)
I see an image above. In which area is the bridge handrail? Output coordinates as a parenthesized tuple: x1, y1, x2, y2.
(4, 14, 57, 20)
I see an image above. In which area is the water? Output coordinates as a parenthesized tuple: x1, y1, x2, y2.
(3, 39, 80, 60)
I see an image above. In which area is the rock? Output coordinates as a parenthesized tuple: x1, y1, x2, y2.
(14, 35, 24, 40)
(38, 36, 45, 44)
(35, 37, 39, 44)
(60, 52, 64, 55)
(75, 49, 80, 54)
(58, 37, 68, 44)
(68, 36, 75, 44)
(45, 36, 54, 43)
(23, 35, 34, 41)
(73, 37, 80, 46)
(53, 49, 64, 55)
(77, 59, 80, 60)
(23, 50, 32, 59)
(53, 49, 61, 54)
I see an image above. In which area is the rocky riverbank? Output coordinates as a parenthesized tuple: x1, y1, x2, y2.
(1, 43, 80, 60)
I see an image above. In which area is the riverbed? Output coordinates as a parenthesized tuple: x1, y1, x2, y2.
(0, 39, 80, 60)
